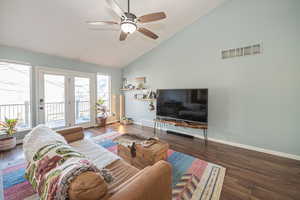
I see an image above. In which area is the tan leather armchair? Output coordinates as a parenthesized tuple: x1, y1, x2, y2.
(57, 127, 172, 200)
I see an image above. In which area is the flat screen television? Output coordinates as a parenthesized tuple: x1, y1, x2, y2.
(156, 89, 208, 124)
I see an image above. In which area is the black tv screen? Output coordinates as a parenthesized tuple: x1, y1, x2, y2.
(156, 89, 208, 124)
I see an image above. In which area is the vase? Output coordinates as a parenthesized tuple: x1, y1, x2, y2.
(0, 136, 17, 151)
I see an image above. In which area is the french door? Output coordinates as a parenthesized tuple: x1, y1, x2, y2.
(37, 67, 95, 128)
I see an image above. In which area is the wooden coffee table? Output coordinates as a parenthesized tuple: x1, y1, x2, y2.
(117, 139, 169, 169)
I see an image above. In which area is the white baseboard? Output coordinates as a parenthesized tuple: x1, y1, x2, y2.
(207, 137, 300, 161)
(133, 121, 300, 161)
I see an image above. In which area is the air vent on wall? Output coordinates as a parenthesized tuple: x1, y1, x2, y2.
(221, 43, 262, 59)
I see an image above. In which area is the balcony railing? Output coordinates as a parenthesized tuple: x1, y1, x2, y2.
(45, 102, 65, 123)
(0, 101, 31, 129)
(75, 100, 90, 121)
(0, 101, 90, 129)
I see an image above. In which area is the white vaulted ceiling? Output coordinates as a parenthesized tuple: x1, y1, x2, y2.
(0, 0, 226, 68)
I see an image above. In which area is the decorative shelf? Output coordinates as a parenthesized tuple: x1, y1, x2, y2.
(120, 88, 133, 91)
(121, 76, 156, 112)
(120, 88, 147, 91)
(136, 98, 156, 101)
(135, 77, 146, 82)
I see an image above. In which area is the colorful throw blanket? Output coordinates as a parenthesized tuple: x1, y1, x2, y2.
(24, 141, 100, 200)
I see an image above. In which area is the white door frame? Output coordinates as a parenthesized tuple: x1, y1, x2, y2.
(36, 67, 96, 128)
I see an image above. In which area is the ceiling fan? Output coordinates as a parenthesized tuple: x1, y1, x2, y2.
(87, 0, 167, 41)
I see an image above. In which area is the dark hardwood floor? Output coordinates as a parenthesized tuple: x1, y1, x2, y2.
(1, 123, 300, 200)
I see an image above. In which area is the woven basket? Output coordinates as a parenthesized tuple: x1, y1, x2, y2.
(0, 136, 16, 151)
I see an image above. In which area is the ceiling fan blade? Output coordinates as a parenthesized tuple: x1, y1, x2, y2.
(119, 31, 128, 41)
(86, 21, 119, 26)
(138, 12, 166, 23)
(88, 27, 120, 31)
(106, 0, 125, 18)
(138, 27, 159, 40)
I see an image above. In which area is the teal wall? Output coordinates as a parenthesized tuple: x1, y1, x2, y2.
(0, 45, 122, 139)
(123, 0, 300, 156)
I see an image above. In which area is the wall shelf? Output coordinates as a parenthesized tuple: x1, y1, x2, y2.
(136, 98, 156, 101)
(120, 88, 132, 91)
(121, 76, 156, 112)
(120, 88, 147, 91)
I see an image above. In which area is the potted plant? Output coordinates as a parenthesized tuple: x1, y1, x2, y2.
(0, 118, 18, 151)
(96, 98, 109, 127)
(121, 117, 133, 125)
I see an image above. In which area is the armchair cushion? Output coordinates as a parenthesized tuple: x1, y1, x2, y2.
(109, 160, 172, 200)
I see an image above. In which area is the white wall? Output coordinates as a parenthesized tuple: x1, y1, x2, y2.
(123, 0, 300, 156)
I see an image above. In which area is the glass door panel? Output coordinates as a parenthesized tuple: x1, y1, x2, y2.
(38, 68, 95, 128)
(44, 74, 66, 128)
(74, 77, 90, 124)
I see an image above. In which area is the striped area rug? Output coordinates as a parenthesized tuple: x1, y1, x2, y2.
(0, 160, 35, 200)
(0, 132, 225, 200)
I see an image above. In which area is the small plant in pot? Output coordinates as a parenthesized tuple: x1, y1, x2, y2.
(0, 118, 18, 151)
(96, 98, 109, 127)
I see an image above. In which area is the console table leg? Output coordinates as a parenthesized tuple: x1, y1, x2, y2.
(204, 129, 208, 146)
(153, 120, 157, 135)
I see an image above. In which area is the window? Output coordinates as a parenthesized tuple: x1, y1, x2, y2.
(97, 75, 111, 114)
(0, 61, 31, 129)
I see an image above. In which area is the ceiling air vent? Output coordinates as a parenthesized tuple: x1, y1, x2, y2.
(221, 43, 262, 59)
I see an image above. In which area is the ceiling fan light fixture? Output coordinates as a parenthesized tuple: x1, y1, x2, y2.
(87, 0, 166, 41)
(121, 21, 137, 34)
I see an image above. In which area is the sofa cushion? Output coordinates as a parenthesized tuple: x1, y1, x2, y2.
(104, 160, 139, 196)
(69, 171, 108, 200)
(70, 139, 120, 169)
